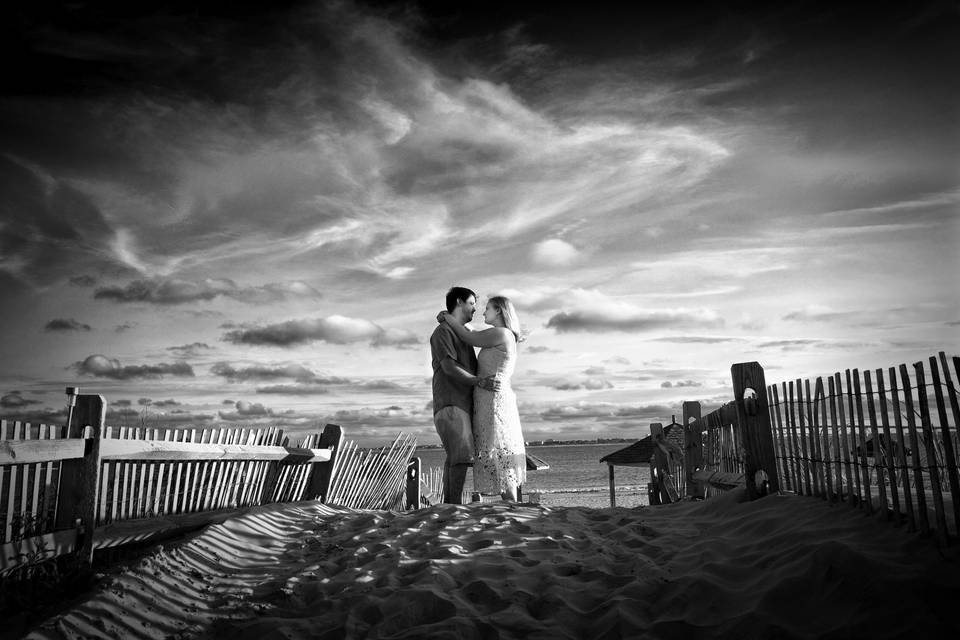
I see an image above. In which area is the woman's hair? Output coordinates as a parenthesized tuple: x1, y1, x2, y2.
(488, 295, 523, 342)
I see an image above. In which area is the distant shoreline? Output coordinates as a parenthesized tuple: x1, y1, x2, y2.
(415, 438, 636, 450)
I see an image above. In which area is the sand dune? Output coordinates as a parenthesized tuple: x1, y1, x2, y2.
(22, 493, 960, 639)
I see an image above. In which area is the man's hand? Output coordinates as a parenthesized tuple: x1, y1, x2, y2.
(436, 310, 447, 323)
(476, 376, 501, 392)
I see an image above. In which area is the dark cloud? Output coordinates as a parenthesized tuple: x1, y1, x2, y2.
(539, 402, 675, 422)
(0, 391, 41, 408)
(0, 155, 118, 290)
(94, 278, 320, 305)
(154, 399, 181, 407)
(546, 310, 723, 333)
(223, 316, 418, 348)
(167, 342, 214, 357)
(69, 275, 97, 287)
(550, 377, 614, 391)
(210, 362, 330, 383)
(525, 345, 558, 354)
(72, 354, 195, 380)
(661, 380, 702, 388)
(113, 399, 132, 407)
(256, 384, 329, 395)
(114, 322, 136, 333)
(652, 336, 739, 344)
(218, 401, 279, 421)
(44, 318, 92, 332)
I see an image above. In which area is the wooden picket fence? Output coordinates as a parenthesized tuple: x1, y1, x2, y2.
(0, 391, 344, 577)
(768, 351, 960, 545)
(682, 352, 959, 545)
(324, 433, 418, 510)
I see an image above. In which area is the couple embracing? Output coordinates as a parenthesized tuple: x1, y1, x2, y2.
(430, 287, 526, 504)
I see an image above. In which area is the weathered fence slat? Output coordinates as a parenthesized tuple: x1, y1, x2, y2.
(930, 355, 960, 536)
(915, 362, 948, 545)
(901, 363, 930, 535)
(876, 369, 902, 525)
(864, 371, 889, 519)
(828, 376, 844, 501)
(852, 369, 873, 513)
(889, 366, 915, 532)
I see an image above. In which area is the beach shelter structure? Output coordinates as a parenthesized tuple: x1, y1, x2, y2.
(600, 417, 684, 507)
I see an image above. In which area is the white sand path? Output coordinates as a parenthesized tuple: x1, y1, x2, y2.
(23, 493, 960, 639)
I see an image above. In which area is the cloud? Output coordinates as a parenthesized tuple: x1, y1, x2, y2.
(524, 345, 558, 354)
(539, 402, 674, 422)
(1, 391, 41, 408)
(583, 366, 606, 375)
(94, 278, 320, 305)
(550, 377, 613, 391)
(223, 315, 418, 348)
(210, 362, 323, 383)
(72, 354, 195, 379)
(114, 322, 136, 333)
(220, 401, 274, 419)
(256, 384, 330, 395)
(652, 336, 739, 344)
(531, 238, 582, 267)
(547, 307, 723, 333)
(167, 342, 214, 357)
(44, 318, 92, 332)
(782, 306, 855, 323)
(69, 275, 97, 287)
(661, 380, 702, 388)
(603, 356, 631, 365)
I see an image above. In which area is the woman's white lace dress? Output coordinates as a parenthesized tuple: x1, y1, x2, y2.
(473, 346, 526, 494)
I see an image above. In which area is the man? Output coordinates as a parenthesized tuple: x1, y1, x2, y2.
(430, 286, 498, 504)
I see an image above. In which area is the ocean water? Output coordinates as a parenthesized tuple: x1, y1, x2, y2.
(414, 443, 651, 508)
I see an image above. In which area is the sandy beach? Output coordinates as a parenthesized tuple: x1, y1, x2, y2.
(17, 493, 960, 640)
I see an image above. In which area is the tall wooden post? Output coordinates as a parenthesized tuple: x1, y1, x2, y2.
(74, 394, 106, 568)
(608, 464, 616, 507)
(305, 424, 343, 502)
(259, 429, 284, 504)
(406, 457, 422, 510)
(732, 362, 780, 500)
(683, 401, 703, 497)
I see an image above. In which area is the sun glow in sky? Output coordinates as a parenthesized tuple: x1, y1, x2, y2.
(1, 1, 957, 445)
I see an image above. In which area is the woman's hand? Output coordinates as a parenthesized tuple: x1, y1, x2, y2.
(438, 310, 462, 326)
(476, 376, 501, 392)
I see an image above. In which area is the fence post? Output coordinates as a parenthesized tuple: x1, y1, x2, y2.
(650, 422, 671, 503)
(305, 424, 343, 502)
(683, 401, 703, 497)
(732, 362, 780, 500)
(259, 429, 284, 504)
(74, 394, 106, 569)
(406, 457, 421, 510)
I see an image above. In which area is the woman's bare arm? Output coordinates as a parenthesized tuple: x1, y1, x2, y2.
(442, 314, 508, 348)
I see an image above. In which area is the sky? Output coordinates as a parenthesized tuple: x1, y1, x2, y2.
(0, 0, 957, 447)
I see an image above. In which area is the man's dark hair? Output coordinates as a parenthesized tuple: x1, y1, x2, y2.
(446, 286, 477, 312)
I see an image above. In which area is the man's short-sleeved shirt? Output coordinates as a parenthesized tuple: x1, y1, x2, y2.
(430, 323, 478, 416)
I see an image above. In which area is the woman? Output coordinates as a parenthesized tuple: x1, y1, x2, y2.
(440, 295, 526, 501)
